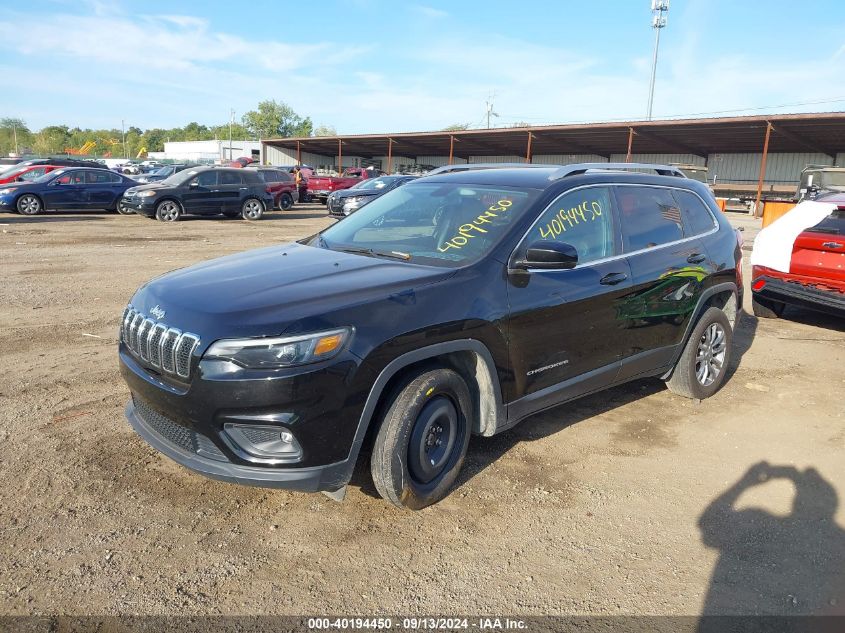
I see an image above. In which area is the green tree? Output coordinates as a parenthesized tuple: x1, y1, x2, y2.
(313, 124, 337, 137)
(33, 125, 71, 155)
(0, 118, 31, 155)
(211, 122, 252, 141)
(241, 100, 311, 139)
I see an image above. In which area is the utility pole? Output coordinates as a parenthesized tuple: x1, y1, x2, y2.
(647, 0, 669, 121)
(485, 94, 499, 129)
(12, 120, 18, 155)
(121, 119, 126, 159)
(229, 108, 235, 161)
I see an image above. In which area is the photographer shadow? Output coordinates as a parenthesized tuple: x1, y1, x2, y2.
(697, 462, 845, 630)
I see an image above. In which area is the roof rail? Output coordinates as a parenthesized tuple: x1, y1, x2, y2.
(425, 162, 687, 179)
(548, 163, 687, 180)
(425, 162, 552, 176)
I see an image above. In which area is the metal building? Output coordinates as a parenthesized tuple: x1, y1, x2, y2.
(262, 112, 845, 207)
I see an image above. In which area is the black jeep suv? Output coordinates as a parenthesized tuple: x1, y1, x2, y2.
(119, 163, 743, 510)
(120, 166, 273, 222)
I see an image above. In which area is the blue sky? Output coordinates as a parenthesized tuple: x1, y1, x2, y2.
(2, 0, 845, 134)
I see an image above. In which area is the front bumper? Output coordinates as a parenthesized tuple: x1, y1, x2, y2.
(119, 347, 362, 491)
(752, 273, 845, 316)
(120, 197, 156, 216)
(125, 399, 350, 491)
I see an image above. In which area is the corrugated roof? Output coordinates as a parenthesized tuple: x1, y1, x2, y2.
(263, 112, 845, 160)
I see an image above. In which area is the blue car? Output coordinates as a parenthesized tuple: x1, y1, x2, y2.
(0, 167, 138, 215)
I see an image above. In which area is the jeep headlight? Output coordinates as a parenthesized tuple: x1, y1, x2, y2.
(343, 196, 365, 209)
(204, 328, 352, 369)
(137, 190, 157, 197)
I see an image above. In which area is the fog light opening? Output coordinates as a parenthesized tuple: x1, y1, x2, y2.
(223, 423, 303, 463)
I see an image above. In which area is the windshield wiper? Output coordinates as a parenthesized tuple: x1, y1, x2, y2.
(337, 246, 412, 261)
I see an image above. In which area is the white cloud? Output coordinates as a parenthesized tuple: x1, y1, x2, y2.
(411, 5, 449, 19)
(1, 2, 844, 135)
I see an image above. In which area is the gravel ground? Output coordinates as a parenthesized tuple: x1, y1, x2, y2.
(0, 205, 843, 617)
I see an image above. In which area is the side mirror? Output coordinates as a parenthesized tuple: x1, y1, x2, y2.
(15, 176, 24, 182)
(189, 181, 199, 188)
(514, 240, 578, 270)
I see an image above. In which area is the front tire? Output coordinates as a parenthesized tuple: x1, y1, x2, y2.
(666, 307, 732, 400)
(155, 200, 181, 222)
(17, 194, 42, 215)
(370, 368, 472, 510)
(242, 198, 264, 221)
(752, 295, 785, 318)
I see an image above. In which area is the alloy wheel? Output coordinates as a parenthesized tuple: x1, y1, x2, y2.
(695, 322, 727, 387)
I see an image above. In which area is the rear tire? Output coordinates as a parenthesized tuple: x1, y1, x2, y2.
(280, 193, 294, 211)
(666, 307, 732, 400)
(155, 200, 181, 222)
(370, 368, 472, 510)
(241, 198, 264, 220)
(17, 194, 42, 215)
(751, 295, 785, 319)
(117, 203, 134, 215)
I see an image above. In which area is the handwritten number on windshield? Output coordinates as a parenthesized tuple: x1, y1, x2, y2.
(437, 200, 513, 252)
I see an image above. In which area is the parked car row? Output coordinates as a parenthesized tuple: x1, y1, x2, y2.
(0, 165, 299, 221)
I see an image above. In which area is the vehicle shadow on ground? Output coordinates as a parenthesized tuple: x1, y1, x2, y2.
(778, 305, 845, 334)
(725, 310, 757, 381)
(0, 215, 106, 224)
(696, 462, 845, 627)
(352, 313, 761, 500)
(350, 378, 668, 500)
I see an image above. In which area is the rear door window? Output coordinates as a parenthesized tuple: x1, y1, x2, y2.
(220, 171, 242, 186)
(616, 186, 684, 252)
(86, 170, 120, 184)
(673, 189, 716, 236)
(191, 171, 219, 187)
(528, 186, 617, 265)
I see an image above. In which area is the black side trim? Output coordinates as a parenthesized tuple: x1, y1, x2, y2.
(505, 361, 620, 427)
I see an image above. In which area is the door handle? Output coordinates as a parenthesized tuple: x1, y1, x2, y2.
(687, 253, 706, 264)
(599, 272, 628, 286)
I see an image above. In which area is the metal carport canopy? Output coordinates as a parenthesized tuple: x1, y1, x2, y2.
(263, 112, 845, 161)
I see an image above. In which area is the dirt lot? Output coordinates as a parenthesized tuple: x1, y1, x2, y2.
(0, 206, 843, 617)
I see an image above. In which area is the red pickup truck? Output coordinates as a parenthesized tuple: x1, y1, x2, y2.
(308, 167, 386, 204)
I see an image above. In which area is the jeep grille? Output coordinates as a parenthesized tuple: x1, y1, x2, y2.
(121, 306, 200, 379)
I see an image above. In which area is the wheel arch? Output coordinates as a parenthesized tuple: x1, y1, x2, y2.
(662, 281, 739, 380)
(338, 339, 506, 488)
(16, 192, 44, 212)
(155, 196, 183, 211)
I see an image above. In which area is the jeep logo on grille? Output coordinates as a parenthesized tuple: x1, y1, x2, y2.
(150, 305, 166, 320)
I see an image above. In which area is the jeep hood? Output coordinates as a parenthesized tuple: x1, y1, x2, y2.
(130, 242, 455, 341)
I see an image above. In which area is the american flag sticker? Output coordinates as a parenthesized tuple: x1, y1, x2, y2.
(660, 203, 682, 225)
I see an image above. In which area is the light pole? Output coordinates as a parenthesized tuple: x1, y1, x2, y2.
(12, 120, 18, 155)
(229, 109, 235, 161)
(646, 0, 669, 121)
(121, 119, 126, 159)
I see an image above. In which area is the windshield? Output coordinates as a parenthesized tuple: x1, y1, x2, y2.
(821, 171, 845, 188)
(161, 168, 203, 186)
(314, 182, 540, 268)
(32, 168, 67, 183)
(0, 166, 26, 180)
(352, 177, 401, 191)
(151, 166, 173, 176)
